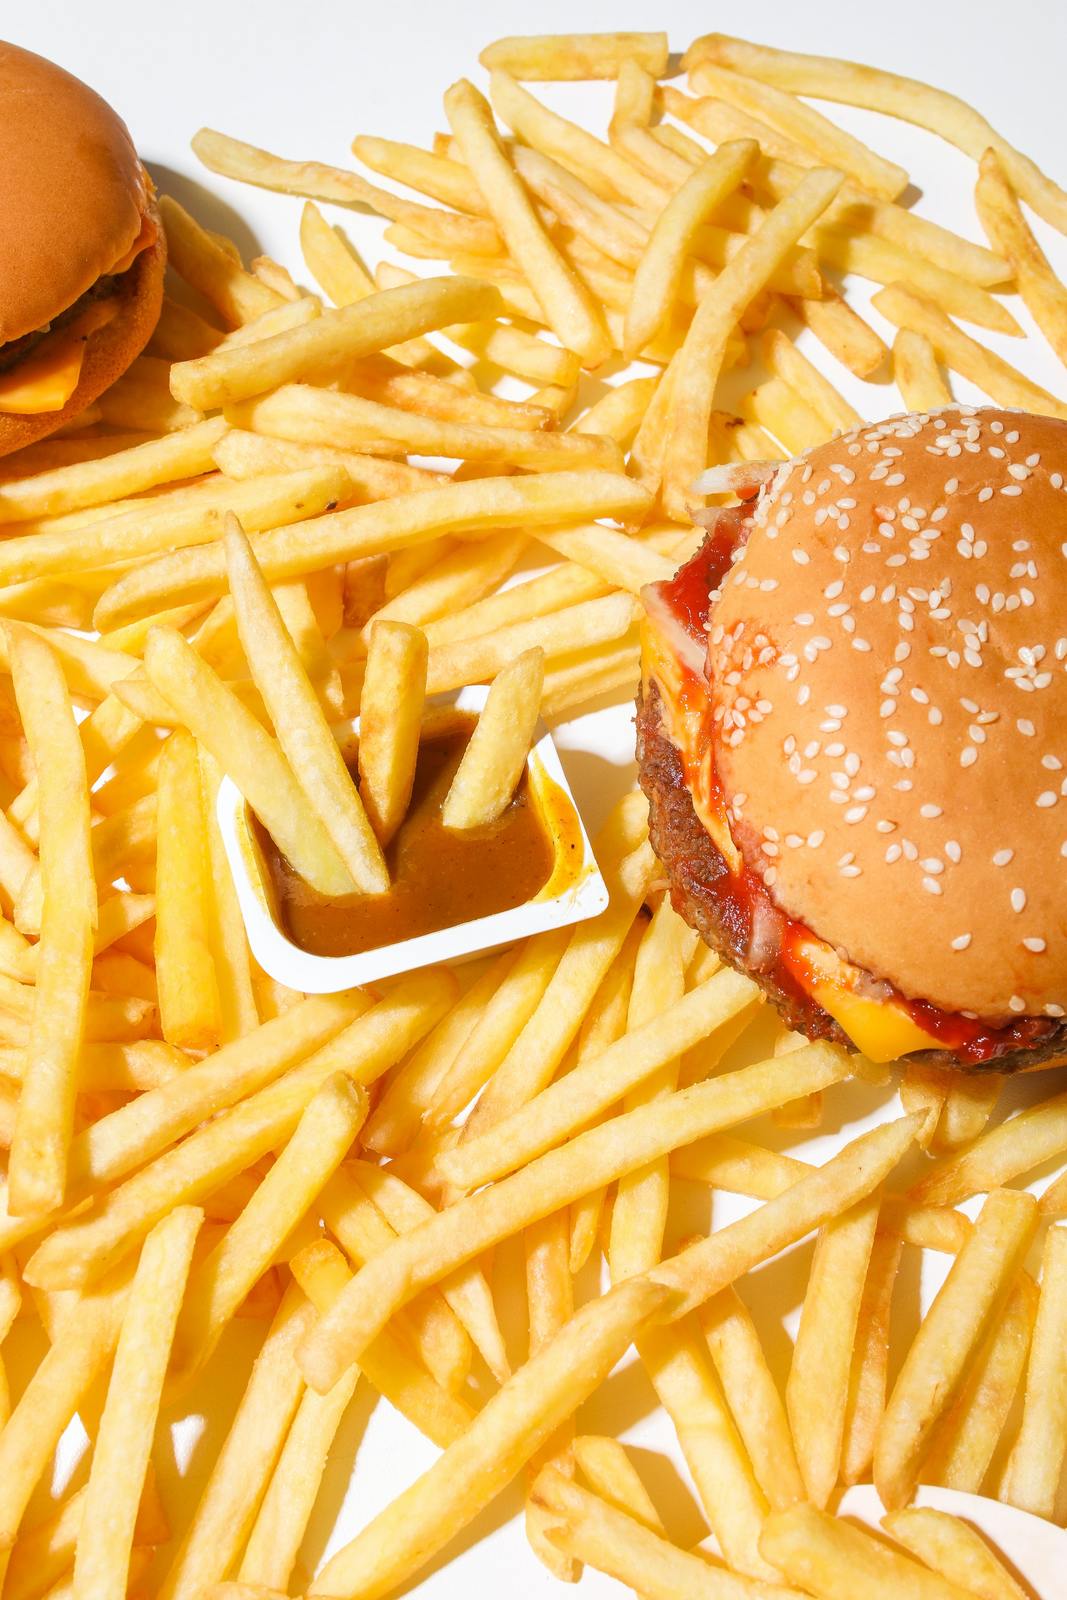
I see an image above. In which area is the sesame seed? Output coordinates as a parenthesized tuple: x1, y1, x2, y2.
(950, 934, 972, 951)
(1011, 888, 1027, 913)
(1023, 937, 1047, 953)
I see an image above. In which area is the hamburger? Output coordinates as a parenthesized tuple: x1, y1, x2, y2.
(0, 41, 165, 455)
(638, 406, 1067, 1072)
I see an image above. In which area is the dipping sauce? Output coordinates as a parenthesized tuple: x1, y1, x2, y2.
(255, 710, 558, 958)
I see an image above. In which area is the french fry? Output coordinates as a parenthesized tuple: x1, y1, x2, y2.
(176, 1074, 366, 1374)
(421, 561, 603, 651)
(297, 1042, 854, 1390)
(624, 141, 758, 356)
(354, 135, 488, 214)
(1000, 1224, 1067, 1517)
(72, 1207, 201, 1600)
(357, 619, 427, 848)
(213, 428, 448, 500)
(524, 1207, 580, 1582)
(444, 79, 611, 365)
(306, 1278, 672, 1596)
(609, 897, 696, 1281)
(93, 469, 652, 629)
(926, 1273, 1038, 1493)
(424, 928, 570, 1133)
(761, 1502, 975, 1600)
(160, 197, 285, 326)
(741, 375, 829, 455)
(170, 276, 501, 410)
(490, 69, 669, 212)
(937, 1075, 1004, 1154)
(884, 1506, 1031, 1600)
(154, 728, 222, 1051)
(6, 627, 95, 1217)
(425, 591, 636, 695)
(191, 129, 502, 255)
(893, 328, 953, 411)
(225, 518, 388, 890)
(363, 946, 518, 1154)
(689, 59, 909, 200)
(662, 167, 843, 519)
(447, 966, 761, 1187)
(761, 328, 863, 433)
(794, 288, 888, 379)
(441, 647, 543, 828)
(687, 32, 1067, 235)
(292, 1237, 477, 1446)
(813, 228, 1019, 336)
(911, 1089, 1067, 1206)
(229, 382, 615, 468)
(0, 1269, 128, 1546)
(19, 979, 445, 1282)
(976, 147, 1067, 367)
(572, 1435, 664, 1529)
(700, 1285, 804, 1510)
(4, 1470, 168, 1600)
(480, 32, 669, 80)
(786, 1196, 880, 1506)
(158, 1284, 315, 1600)
(873, 283, 1067, 419)
(145, 626, 356, 896)
(841, 1230, 904, 1485)
(343, 353, 551, 431)
(237, 1363, 360, 1591)
(875, 1187, 1037, 1509)
(572, 376, 658, 448)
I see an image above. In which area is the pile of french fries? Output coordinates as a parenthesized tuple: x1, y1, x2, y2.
(0, 24, 1063, 1600)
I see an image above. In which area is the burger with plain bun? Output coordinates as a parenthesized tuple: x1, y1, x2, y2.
(0, 40, 165, 454)
(638, 406, 1067, 1071)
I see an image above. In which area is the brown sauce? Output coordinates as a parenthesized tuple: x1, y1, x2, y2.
(256, 710, 557, 958)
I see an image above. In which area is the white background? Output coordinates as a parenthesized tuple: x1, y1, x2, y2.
(8, 1, 1067, 1592)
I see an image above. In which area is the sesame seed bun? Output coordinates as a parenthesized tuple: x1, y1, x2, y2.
(0, 42, 164, 454)
(708, 406, 1066, 1026)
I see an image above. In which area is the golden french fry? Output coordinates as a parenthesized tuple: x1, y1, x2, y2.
(893, 328, 953, 410)
(93, 470, 652, 629)
(875, 1187, 1037, 1509)
(1000, 1224, 1067, 1517)
(444, 78, 611, 365)
(193, 127, 502, 253)
(761, 328, 863, 433)
(225, 518, 388, 891)
(572, 1435, 664, 1529)
(786, 1197, 880, 1507)
(238, 1364, 360, 1591)
(297, 1042, 854, 1391)
(6, 626, 95, 1218)
(912, 1089, 1067, 1206)
(480, 32, 669, 80)
(700, 1285, 804, 1510)
(158, 1285, 316, 1600)
(523, 1207, 579, 1583)
(741, 375, 829, 455)
(687, 32, 1067, 235)
(624, 141, 758, 356)
(572, 376, 658, 447)
(814, 228, 1019, 336)
(663, 167, 843, 519)
(160, 196, 284, 325)
(794, 287, 889, 379)
(354, 135, 487, 214)
(72, 1206, 201, 1600)
(441, 648, 543, 828)
(426, 592, 636, 695)
(228, 382, 616, 468)
(170, 276, 502, 410)
(145, 626, 356, 896)
(873, 283, 1067, 418)
(154, 728, 222, 1051)
(306, 1278, 672, 1595)
(176, 1075, 367, 1375)
(883, 1507, 1030, 1600)
(761, 1502, 973, 1600)
(358, 619, 427, 848)
(421, 561, 603, 651)
(976, 147, 1067, 367)
(841, 1230, 904, 1485)
(213, 428, 447, 500)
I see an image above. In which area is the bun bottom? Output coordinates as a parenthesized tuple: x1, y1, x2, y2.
(0, 204, 166, 459)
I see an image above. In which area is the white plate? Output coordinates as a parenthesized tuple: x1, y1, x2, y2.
(217, 684, 608, 992)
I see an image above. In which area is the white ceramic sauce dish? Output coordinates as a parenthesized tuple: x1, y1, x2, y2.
(217, 684, 609, 994)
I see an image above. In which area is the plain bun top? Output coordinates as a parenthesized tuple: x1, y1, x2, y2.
(0, 41, 148, 345)
(708, 406, 1067, 1024)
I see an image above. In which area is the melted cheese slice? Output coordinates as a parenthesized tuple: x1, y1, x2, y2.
(0, 299, 119, 415)
(792, 938, 945, 1063)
